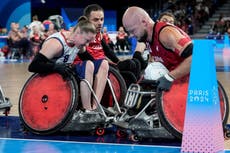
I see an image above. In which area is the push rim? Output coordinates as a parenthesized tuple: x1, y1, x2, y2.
(19, 73, 78, 135)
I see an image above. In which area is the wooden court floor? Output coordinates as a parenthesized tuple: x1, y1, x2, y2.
(0, 53, 230, 149)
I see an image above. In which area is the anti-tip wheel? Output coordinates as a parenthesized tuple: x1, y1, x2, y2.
(96, 127, 105, 136)
(116, 129, 127, 138)
(129, 134, 141, 142)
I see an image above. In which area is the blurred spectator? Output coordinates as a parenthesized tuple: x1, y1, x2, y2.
(7, 22, 30, 59)
(116, 26, 130, 53)
(212, 15, 226, 35)
(43, 19, 52, 32)
(0, 46, 9, 57)
(29, 25, 46, 58)
(102, 27, 115, 50)
(29, 15, 44, 33)
(44, 21, 58, 37)
(225, 20, 230, 36)
(20, 25, 30, 57)
(165, 0, 217, 35)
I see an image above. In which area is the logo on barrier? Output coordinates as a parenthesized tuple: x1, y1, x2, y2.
(181, 40, 224, 153)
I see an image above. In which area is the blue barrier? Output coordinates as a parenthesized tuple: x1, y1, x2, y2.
(181, 40, 224, 153)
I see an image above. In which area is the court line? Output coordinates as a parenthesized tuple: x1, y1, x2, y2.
(0, 137, 181, 149)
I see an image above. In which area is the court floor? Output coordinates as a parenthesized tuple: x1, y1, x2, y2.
(0, 40, 230, 152)
(0, 138, 182, 153)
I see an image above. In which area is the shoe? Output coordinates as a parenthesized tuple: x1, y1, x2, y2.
(72, 109, 105, 123)
(84, 109, 98, 114)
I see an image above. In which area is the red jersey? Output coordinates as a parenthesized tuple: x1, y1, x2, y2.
(74, 33, 106, 63)
(149, 21, 192, 71)
(102, 33, 110, 44)
(117, 32, 126, 40)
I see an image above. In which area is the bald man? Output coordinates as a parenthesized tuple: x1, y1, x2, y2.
(122, 7, 193, 91)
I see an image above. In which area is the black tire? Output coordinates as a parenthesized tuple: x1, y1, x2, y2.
(18, 73, 79, 135)
(156, 80, 229, 139)
(120, 71, 137, 87)
(218, 80, 229, 125)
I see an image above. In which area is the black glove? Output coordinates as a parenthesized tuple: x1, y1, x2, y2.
(53, 63, 73, 80)
(117, 59, 136, 71)
(133, 51, 148, 70)
(157, 73, 174, 91)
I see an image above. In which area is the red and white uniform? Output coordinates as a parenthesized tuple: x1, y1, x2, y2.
(74, 33, 106, 63)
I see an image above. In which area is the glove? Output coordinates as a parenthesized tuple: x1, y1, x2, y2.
(53, 63, 73, 80)
(133, 51, 148, 70)
(157, 73, 174, 91)
(117, 59, 136, 71)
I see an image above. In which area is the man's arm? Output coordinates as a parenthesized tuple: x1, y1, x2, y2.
(170, 55, 192, 79)
(101, 38, 120, 63)
(28, 38, 65, 74)
(133, 42, 148, 70)
(159, 26, 193, 79)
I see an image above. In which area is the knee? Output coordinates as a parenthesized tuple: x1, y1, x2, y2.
(85, 61, 94, 75)
(100, 60, 109, 73)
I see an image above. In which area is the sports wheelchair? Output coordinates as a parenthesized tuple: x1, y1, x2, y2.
(18, 66, 127, 136)
(113, 76, 229, 141)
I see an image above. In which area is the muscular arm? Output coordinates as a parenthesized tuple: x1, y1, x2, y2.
(101, 38, 120, 63)
(28, 38, 63, 73)
(39, 38, 63, 59)
(170, 55, 192, 79)
(159, 26, 193, 79)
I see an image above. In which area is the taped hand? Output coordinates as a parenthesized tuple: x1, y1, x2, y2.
(157, 73, 174, 91)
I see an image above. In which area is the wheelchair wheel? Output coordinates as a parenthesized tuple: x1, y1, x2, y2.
(101, 66, 127, 107)
(157, 79, 229, 139)
(19, 73, 79, 135)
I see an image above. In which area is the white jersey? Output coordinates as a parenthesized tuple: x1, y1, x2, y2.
(46, 31, 79, 64)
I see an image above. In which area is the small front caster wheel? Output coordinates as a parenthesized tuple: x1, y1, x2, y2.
(96, 127, 105, 136)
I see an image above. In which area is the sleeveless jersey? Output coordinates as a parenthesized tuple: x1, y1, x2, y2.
(46, 31, 79, 64)
(149, 21, 192, 71)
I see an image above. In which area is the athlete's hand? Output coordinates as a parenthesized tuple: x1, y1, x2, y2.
(157, 73, 174, 91)
(117, 59, 136, 71)
(53, 63, 73, 80)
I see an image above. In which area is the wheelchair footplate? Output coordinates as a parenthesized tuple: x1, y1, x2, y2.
(114, 83, 176, 141)
(62, 110, 107, 131)
(115, 118, 175, 142)
(128, 118, 174, 139)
